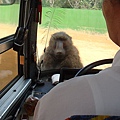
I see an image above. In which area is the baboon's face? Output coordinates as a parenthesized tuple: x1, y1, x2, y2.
(54, 39, 66, 59)
(50, 32, 72, 60)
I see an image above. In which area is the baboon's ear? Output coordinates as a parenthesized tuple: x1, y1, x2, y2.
(66, 33, 72, 40)
(69, 36, 72, 40)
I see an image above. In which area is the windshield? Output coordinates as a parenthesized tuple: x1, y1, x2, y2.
(37, 0, 119, 71)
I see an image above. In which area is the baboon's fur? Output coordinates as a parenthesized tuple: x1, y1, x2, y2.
(39, 32, 83, 71)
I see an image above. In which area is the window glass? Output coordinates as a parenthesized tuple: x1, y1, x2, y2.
(0, 49, 18, 91)
(37, 1, 119, 71)
(0, 2, 20, 38)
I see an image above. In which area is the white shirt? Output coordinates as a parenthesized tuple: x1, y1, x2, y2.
(33, 50, 120, 120)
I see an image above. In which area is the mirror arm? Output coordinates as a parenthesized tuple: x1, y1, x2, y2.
(13, 9, 33, 52)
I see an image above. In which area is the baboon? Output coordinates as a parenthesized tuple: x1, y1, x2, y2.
(39, 32, 83, 71)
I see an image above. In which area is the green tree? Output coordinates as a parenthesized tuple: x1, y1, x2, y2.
(42, 0, 103, 9)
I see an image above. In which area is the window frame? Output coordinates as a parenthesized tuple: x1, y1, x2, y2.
(0, 0, 38, 119)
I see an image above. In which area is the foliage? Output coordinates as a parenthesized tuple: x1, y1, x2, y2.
(40, 0, 104, 48)
(40, 7, 65, 47)
(42, 0, 103, 10)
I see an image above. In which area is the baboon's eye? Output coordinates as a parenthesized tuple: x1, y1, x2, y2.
(58, 38, 66, 41)
(63, 41, 67, 48)
(54, 41, 57, 48)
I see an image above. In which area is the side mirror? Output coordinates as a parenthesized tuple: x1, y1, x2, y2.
(0, 0, 15, 5)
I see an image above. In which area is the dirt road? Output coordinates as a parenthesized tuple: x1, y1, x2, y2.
(0, 25, 119, 90)
(37, 28, 119, 68)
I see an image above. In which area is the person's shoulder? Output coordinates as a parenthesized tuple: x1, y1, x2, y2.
(51, 75, 91, 91)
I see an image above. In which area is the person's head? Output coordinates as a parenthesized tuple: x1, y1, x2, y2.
(102, 0, 120, 47)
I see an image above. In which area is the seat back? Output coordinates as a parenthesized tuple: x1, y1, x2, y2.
(65, 115, 120, 120)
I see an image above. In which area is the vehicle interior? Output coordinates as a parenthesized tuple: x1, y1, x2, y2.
(0, 0, 119, 120)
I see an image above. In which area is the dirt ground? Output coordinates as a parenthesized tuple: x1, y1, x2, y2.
(37, 28, 119, 68)
(0, 24, 120, 90)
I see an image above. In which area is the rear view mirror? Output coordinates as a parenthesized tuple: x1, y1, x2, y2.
(0, 0, 15, 5)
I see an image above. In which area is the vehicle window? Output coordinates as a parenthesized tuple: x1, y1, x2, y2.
(0, 49, 18, 91)
(0, 2, 19, 39)
(37, 1, 119, 71)
(0, 2, 20, 91)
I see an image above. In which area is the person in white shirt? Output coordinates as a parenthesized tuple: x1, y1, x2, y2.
(33, 0, 120, 120)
